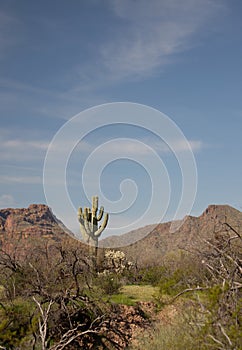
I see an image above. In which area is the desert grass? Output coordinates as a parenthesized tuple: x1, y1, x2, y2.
(107, 284, 159, 306)
(120, 284, 159, 302)
(130, 313, 201, 350)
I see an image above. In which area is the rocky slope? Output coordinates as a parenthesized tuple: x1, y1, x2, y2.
(0, 204, 70, 243)
(101, 204, 242, 266)
(0, 203, 241, 267)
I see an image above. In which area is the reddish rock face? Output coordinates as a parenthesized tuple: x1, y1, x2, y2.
(0, 204, 69, 241)
(109, 204, 242, 266)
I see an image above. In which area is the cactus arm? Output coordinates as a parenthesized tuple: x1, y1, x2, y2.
(78, 207, 90, 242)
(97, 206, 104, 221)
(83, 207, 88, 220)
(92, 196, 98, 217)
(78, 207, 91, 236)
(84, 218, 92, 235)
(78, 208, 87, 229)
(77, 207, 84, 223)
(95, 213, 109, 237)
(92, 196, 98, 208)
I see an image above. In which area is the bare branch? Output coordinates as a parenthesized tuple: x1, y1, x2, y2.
(218, 323, 232, 346)
(223, 223, 242, 240)
(208, 334, 224, 347)
(32, 297, 54, 350)
(203, 239, 241, 270)
(171, 286, 209, 302)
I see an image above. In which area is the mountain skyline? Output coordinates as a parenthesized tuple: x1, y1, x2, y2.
(1, 202, 241, 249)
(0, 0, 242, 235)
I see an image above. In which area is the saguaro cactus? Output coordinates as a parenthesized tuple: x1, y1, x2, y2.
(78, 196, 109, 248)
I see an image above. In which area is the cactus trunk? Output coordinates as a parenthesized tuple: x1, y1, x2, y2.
(78, 196, 109, 267)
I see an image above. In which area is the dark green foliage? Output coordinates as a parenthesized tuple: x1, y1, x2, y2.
(95, 273, 122, 295)
(0, 238, 129, 349)
(0, 299, 36, 349)
(0, 220, 241, 349)
(137, 266, 167, 286)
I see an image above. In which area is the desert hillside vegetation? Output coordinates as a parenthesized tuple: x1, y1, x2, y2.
(0, 205, 241, 349)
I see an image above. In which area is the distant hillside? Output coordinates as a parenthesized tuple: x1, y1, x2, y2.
(100, 224, 157, 248)
(0, 203, 241, 267)
(0, 204, 72, 244)
(101, 204, 242, 266)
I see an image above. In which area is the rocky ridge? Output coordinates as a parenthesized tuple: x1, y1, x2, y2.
(0, 204, 69, 242)
(0, 203, 241, 267)
(103, 204, 242, 266)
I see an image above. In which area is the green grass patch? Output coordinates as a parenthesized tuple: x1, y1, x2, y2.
(130, 316, 201, 350)
(109, 293, 136, 306)
(121, 285, 159, 302)
(105, 285, 159, 306)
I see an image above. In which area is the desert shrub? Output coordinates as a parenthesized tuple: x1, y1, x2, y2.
(153, 224, 242, 350)
(195, 225, 242, 350)
(100, 249, 135, 275)
(157, 268, 185, 296)
(0, 238, 130, 349)
(136, 265, 167, 286)
(130, 316, 201, 350)
(95, 272, 123, 295)
(0, 299, 36, 349)
(131, 251, 207, 291)
(197, 284, 242, 349)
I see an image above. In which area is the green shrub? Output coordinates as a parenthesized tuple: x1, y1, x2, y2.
(95, 273, 122, 295)
(138, 266, 167, 286)
(0, 299, 36, 349)
(130, 316, 202, 350)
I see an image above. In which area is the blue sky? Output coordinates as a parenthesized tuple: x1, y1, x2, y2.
(0, 0, 242, 236)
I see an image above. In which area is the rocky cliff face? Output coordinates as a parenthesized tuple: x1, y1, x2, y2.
(102, 204, 242, 266)
(0, 203, 241, 266)
(0, 204, 69, 241)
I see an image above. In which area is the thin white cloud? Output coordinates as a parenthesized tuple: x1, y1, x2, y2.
(0, 1, 227, 120)
(0, 137, 49, 162)
(75, 138, 204, 157)
(0, 130, 203, 169)
(4, 139, 49, 151)
(0, 175, 42, 185)
(97, 0, 226, 82)
(154, 139, 204, 154)
(0, 77, 110, 120)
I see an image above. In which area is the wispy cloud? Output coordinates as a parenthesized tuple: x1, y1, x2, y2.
(0, 127, 203, 171)
(0, 136, 49, 162)
(154, 139, 204, 154)
(73, 137, 204, 157)
(0, 1, 227, 120)
(64, 0, 227, 94)
(92, 0, 226, 82)
(0, 175, 42, 185)
(3, 139, 49, 151)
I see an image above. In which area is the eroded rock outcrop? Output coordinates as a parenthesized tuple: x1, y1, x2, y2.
(0, 204, 69, 241)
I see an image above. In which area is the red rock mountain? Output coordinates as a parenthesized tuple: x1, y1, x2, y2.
(0, 204, 241, 267)
(101, 204, 242, 266)
(0, 204, 70, 243)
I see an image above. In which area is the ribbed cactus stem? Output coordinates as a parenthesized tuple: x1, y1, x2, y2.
(95, 212, 108, 237)
(97, 206, 104, 221)
(92, 196, 98, 213)
(78, 196, 109, 248)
